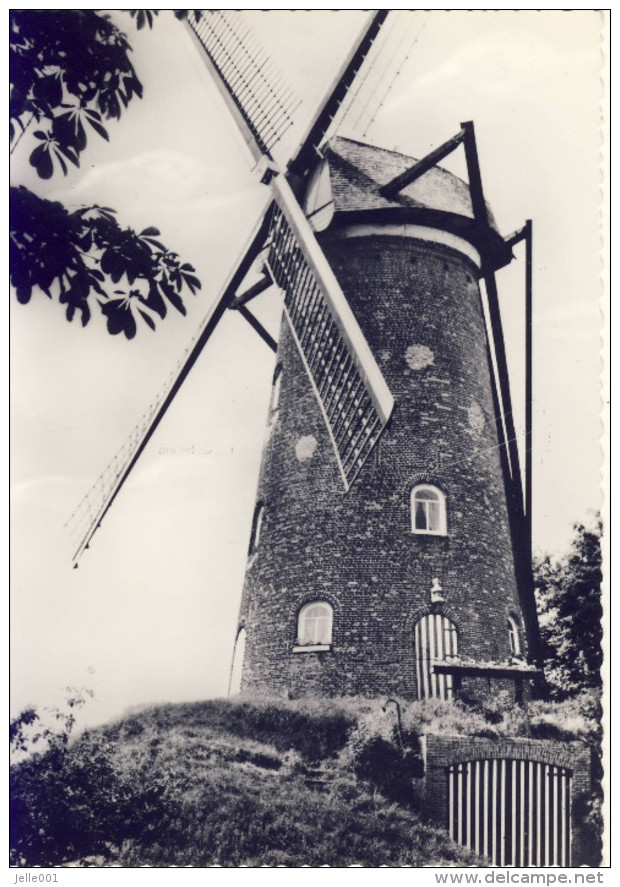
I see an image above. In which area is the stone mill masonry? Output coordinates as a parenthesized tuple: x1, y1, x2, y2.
(230, 136, 542, 703)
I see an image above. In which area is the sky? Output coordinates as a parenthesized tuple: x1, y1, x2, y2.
(10, 9, 605, 729)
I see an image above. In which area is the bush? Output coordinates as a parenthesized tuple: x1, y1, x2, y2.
(10, 730, 181, 866)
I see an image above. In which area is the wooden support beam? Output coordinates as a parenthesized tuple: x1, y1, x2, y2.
(525, 219, 533, 559)
(380, 127, 466, 199)
(229, 273, 272, 309)
(461, 121, 542, 668)
(500, 221, 534, 568)
(485, 269, 542, 666)
(483, 317, 514, 531)
(504, 224, 528, 249)
(433, 664, 542, 681)
(461, 120, 490, 227)
(484, 271, 524, 512)
(237, 304, 278, 352)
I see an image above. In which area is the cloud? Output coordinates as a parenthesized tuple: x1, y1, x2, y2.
(48, 149, 240, 209)
(379, 21, 598, 130)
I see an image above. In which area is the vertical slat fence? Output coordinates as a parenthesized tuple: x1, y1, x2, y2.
(447, 759, 572, 866)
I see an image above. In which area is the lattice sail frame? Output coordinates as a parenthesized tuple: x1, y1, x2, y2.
(186, 10, 300, 158)
(266, 201, 391, 487)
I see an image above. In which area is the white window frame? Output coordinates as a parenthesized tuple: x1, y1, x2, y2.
(293, 601, 333, 652)
(411, 484, 447, 535)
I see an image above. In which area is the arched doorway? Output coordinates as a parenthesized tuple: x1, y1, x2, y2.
(414, 613, 458, 700)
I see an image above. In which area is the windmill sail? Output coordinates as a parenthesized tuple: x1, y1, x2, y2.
(67, 209, 273, 565)
(268, 178, 393, 486)
(185, 9, 395, 483)
(287, 10, 389, 176)
(69, 10, 396, 561)
(186, 10, 300, 162)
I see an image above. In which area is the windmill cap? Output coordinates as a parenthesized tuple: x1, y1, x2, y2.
(313, 136, 512, 272)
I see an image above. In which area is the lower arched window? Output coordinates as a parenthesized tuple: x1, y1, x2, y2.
(297, 601, 333, 647)
(229, 627, 246, 696)
(414, 613, 458, 700)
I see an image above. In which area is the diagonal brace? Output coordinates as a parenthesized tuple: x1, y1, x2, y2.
(236, 304, 278, 352)
(229, 273, 272, 308)
(460, 120, 489, 227)
(380, 127, 466, 199)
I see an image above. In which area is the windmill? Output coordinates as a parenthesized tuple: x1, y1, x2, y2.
(67, 10, 542, 704)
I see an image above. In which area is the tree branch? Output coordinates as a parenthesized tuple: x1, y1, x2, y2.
(10, 113, 34, 155)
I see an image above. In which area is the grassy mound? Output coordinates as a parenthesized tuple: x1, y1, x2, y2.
(10, 692, 600, 867)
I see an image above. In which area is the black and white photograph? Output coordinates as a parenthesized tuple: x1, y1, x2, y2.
(10, 7, 608, 872)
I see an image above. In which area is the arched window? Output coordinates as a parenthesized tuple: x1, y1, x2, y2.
(414, 613, 458, 700)
(269, 365, 283, 423)
(507, 616, 521, 656)
(248, 502, 265, 555)
(411, 485, 447, 535)
(297, 601, 333, 647)
(229, 628, 246, 696)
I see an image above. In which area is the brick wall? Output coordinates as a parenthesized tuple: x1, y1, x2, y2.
(236, 228, 529, 700)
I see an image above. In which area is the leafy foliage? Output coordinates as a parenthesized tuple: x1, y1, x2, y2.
(10, 187, 200, 337)
(128, 11, 202, 31)
(534, 518, 603, 700)
(10, 10, 142, 171)
(10, 10, 201, 337)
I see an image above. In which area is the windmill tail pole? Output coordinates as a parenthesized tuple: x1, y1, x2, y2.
(459, 120, 541, 668)
(70, 207, 274, 566)
(505, 220, 534, 563)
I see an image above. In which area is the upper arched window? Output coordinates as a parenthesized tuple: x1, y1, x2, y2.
(269, 365, 283, 423)
(411, 485, 447, 535)
(297, 601, 333, 647)
(507, 616, 521, 656)
(248, 501, 265, 555)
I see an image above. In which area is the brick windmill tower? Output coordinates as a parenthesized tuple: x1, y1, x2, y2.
(69, 11, 541, 704)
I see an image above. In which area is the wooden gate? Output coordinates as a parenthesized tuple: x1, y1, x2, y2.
(414, 613, 458, 700)
(447, 759, 572, 866)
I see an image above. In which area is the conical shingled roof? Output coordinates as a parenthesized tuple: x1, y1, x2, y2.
(320, 136, 510, 270)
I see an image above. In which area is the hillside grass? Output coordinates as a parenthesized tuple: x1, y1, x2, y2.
(10, 692, 600, 867)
